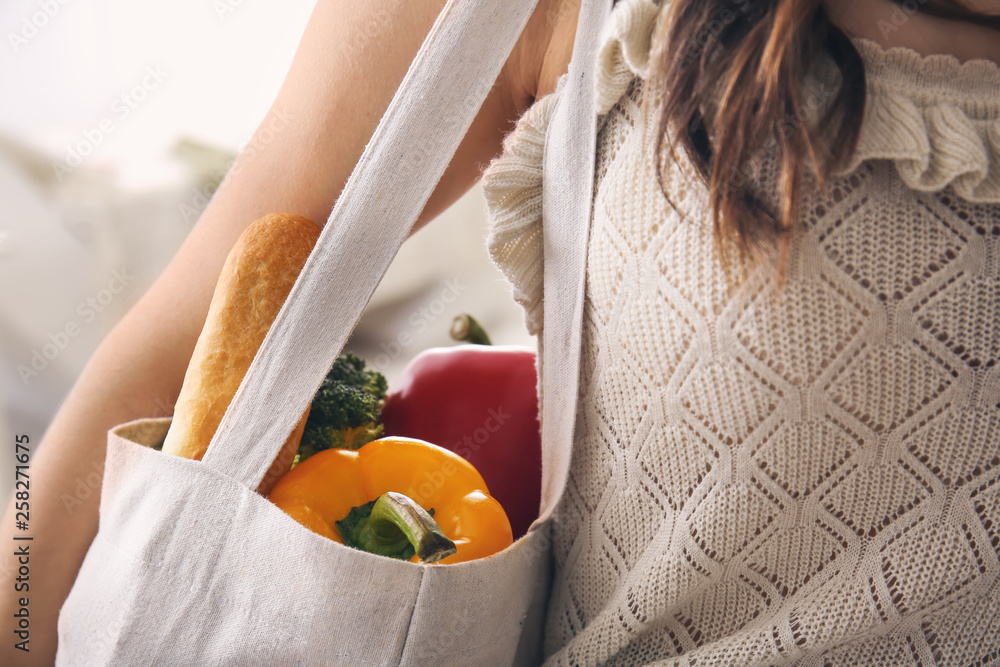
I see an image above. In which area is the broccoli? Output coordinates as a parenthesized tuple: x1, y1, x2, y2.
(296, 353, 388, 465)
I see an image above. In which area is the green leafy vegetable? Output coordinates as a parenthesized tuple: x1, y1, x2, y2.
(296, 353, 387, 464)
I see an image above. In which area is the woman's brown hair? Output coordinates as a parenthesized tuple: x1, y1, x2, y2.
(647, 0, 1000, 269)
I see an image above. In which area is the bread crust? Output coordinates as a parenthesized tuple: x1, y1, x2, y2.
(162, 213, 320, 487)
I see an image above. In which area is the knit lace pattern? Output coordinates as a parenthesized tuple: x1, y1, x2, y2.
(481, 0, 1000, 664)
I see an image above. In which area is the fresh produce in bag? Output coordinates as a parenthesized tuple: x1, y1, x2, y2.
(160, 212, 317, 493)
(381, 315, 542, 539)
(267, 352, 514, 563)
(269, 436, 513, 564)
(295, 352, 388, 462)
(162, 213, 517, 563)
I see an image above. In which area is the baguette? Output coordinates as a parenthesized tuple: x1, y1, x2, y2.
(161, 213, 320, 493)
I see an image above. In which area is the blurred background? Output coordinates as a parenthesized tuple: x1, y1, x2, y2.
(0, 0, 533, 506)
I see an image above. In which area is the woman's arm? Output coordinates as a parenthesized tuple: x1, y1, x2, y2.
(0, 0, 567, 661)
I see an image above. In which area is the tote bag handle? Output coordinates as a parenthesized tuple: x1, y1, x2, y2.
(203, 0, 614, 515)
(538, 0, 611, 519)
(201, 0, 541, 487)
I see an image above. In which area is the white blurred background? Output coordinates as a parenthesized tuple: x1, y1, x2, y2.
(0, 0, 533, 506)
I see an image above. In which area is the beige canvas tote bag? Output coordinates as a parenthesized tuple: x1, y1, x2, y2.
(55, 0, 611, 664)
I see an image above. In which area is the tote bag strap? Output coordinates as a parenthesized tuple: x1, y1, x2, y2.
(537, 0, 611, 520)
(202, 0, 540, 487)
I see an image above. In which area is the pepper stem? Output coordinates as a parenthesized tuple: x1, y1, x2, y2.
(450, 314, 492, 346)
(336, 492, 457, 563)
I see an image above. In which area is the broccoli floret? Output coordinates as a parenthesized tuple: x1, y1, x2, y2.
(296, 353, 387, 464)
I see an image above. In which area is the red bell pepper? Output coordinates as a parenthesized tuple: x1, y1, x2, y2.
(380, 316, 541, 539)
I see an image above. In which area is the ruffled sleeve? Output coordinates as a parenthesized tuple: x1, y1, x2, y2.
(840, 38, 1000, 202)
(481, 0, 663, 335)
(481, 82, 562, 336)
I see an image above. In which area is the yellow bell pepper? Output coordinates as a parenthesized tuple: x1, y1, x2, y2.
(267, 437, 513, 564)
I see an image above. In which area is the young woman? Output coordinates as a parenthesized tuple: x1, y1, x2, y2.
(481, 0, 1000, 663)
(3, 0, 997, 663)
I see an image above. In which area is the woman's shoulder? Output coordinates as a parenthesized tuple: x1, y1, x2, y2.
(517, 0, 656, 101)
(480, 0, 665, 336)
(501, 0, 579, 113)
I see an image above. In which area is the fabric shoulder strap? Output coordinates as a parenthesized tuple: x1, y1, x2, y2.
(537, 0, 612, 520)
(202, 0, 540, 487)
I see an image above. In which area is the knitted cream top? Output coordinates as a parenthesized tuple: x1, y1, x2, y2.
(481, 0, 1000, 664)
